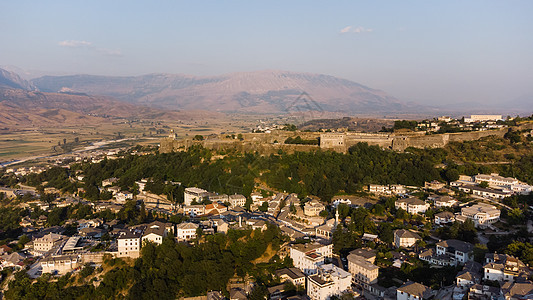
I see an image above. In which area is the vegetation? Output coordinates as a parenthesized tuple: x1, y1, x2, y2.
(5, 225, 289, 300)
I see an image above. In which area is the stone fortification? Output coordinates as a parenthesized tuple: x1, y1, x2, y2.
(161, 127, 509, 154)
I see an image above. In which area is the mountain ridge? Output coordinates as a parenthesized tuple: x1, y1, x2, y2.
(31, 70, 408, 114)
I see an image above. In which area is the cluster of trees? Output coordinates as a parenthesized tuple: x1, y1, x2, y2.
(283, 136, 319, 145)
(393, 120, 418, 131)
(5, 225, 289, 300)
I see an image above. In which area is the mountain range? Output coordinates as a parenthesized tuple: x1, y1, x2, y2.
(31, 70, 408, 114)
(0, 68, 220, 127)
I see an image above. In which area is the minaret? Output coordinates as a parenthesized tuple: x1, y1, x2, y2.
(335, 206, 339, 225)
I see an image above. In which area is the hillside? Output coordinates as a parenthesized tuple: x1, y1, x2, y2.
(32, 70, 409, 114)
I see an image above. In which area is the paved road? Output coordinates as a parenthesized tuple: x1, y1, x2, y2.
(27, 261, 42, 279)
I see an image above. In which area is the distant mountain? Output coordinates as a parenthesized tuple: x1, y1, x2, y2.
(32, 70, 409, 114)
(0, 68, 38, 91)
(0, 68, 223, 128)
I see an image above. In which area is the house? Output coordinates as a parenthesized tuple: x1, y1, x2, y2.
(474, 173, 519, 187)
(212, 219, 229, 234)
(250, 193, 263, 203)
(229, 288, 248, 300)
(394, 230, 421, 248)
(434, 211, 455, 225)
(348, 248, 376, 264)
(209, 194, 229, 203)
(41, 254, 79, 275)
(460, 203, 500, 228)
(141, 221, 169, 245)
(436, 239, 473, 264)
(275, 267, 306, 287)
(433, 196, 457, 208)
(115, 191, 133, 203)
(176, 222, 199, 241)
(0, 252, 26, 269)
(425, 180, 446, 190)
(33, 233, 64, 252)
(315, 218, 336, 239)
(347, 254, 379, 290)
(117, 231, 141, 258)
(290, 242, 333, 275)
(304, 199, 325, 217)
(101, 177, 118, 187)
(306, 264, 352, 300)
(184, 187, 209, 205)
(420, 239, 474, 266)
(183, 204, 205, 217)
(204, 202, 228, 216)
(229, 194, 247, 208)
(395, 197, 429, 214)
(501, 280, 533, 300)
(106, 186, 121, 195)
(396, 282, 434, 300)
(458, 184, 511, 199)
(468, 284, 502, 299)
(79, 227, 104, 239)
(456, 261, 482, 288)
(483, 253, 529, 282)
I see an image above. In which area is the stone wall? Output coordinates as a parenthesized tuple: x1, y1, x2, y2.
(161, 127, 510, 154)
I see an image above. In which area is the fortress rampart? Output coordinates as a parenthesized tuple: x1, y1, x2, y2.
(160, 127, 510, 154)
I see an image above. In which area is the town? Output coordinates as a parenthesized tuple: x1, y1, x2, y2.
(0, 128, 532, 300)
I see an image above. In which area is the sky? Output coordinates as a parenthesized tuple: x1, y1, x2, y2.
(1, 0, 532, 106)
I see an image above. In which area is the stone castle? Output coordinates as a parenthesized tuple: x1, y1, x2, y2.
(161, 127, 510, 154)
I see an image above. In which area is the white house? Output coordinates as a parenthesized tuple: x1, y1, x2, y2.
(483, 254, 528, 283)
(395, 197, 429, 214)
(306, 264, 352, 300)
(347, 255, 379, 290)
(434, 211, 455, 225)
(141, 221, 169, 245)
(394, 230, 421, 248)
(275, 267, 306, 288)
(41, 254, 79, 275)
(184, 187, 209, 205)
(460, 203, 500, 228)
(290, 242, 333, 275)
(397, 282, 433, 300)
(117, 231, 141, 258)
(33, 233, 64, 253)
(176, 222, 199, 241)
(229, 194, 247, 208)
(433, 196, 457, 208)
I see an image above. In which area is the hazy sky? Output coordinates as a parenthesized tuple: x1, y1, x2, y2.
(1, 0, 532, 106)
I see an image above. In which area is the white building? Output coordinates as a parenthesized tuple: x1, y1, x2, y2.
(141, 221, 169, 245)
(394, 230, 421, 248)
(184, 187, 209, 205)
(434, 211, 455, 225)
(395, 197, 429, 214)
(347, 255, 379, 290)
(33, 233, 64, 252)
(117, 231, 141, 258)
(41, 254, 79, 275)
(228, 194, 247, 208)
(176, 222, 199, 241)
(464, 115, 503, 123)
(483, 254, 528, 283)
(290, 242, 333, 275)
(275, 267, 306, 288)
(397, 282, 433, 300)
(475, 173, 519, 188)
(115, 191, 133, 203)
(304, 200, 326, 217)
(307, 264, 352, 300)
(433, 196, 457, 208)
(458, 185, 511, 199)
(460, 203, 500, 228)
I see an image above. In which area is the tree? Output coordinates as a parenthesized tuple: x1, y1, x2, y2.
(478, 181, 489, 188)
(193, 135, 204, 141)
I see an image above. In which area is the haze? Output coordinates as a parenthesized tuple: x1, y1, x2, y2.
(1, 0, 532, 107)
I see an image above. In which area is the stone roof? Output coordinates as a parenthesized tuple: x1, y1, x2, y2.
(501, 280, 533, 299)
(347, 254, 379, 271)
(348, 248, 376, 260)
(396, 197, 426, 206)
(436, 239, 474, 253)
(397, 282, 433, 298)
(176, 222, 199, 230)
(435, 211, 455, 218)
(394, 229, 421, 240)
(275, 267, 305, 280)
